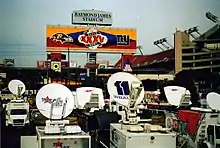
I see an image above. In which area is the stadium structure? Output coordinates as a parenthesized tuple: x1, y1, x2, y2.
(114, 24, 220, 94)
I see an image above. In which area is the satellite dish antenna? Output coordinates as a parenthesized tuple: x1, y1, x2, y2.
(36, 83, 75, 119)
(75, 87, 105, 109)
(207, 92, 220, 111)
(107, 72, 144, 106)
(8, 79, 26, 96)
(164, 86, 186, 106)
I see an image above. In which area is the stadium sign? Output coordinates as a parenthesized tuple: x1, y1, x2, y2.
(72, 10, 113, 26)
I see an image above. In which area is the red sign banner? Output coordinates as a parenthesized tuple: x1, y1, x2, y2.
(177, 110, 204, 140)
(51, 52, 61, 61)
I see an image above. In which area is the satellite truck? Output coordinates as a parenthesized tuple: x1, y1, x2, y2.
(164, 91, 220, 148)
(21, 83, 91, 148)
(4, 79, 29, 127)
(107, 72, 177, 148)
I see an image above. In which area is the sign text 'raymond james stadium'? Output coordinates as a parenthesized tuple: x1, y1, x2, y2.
(72, 10, 113, 26)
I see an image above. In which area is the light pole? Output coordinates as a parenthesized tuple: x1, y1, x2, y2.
(153, 38, 173, 51)
(185, 26, 201, 39)
(206, 12, 219, 24)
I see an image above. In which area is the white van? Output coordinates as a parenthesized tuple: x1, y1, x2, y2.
(5, 99, 29, 126)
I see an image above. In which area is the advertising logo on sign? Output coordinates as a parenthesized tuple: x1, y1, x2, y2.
(50, 33, 74, 44)
(42, 96, 64, 107)
(85, 89, 93, 92)
(53, 139, 70, 148)
(46, 25, 137, 53)
(114, 81, 130, 99)
(53, 140, 63, 148)
(107, 72, 144, 106)
(78, 28, 108, 50)
(42, 96, 53, 104)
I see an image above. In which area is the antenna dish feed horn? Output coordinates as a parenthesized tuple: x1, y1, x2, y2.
(8, 79, 26, 96)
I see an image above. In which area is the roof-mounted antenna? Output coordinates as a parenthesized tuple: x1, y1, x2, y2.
(8, 79, 26, 99)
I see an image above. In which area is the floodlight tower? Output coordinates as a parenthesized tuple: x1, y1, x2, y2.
(153, 40, 165, 51)
(185, 26, 201, 39)
(206, 12, 219, 24)
(153, 38, 173, 51)
(160, 38, 173, 49)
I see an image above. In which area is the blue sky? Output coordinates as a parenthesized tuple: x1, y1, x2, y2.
(0, 0, 219, 67)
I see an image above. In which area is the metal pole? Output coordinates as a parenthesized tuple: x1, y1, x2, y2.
(47, 52, 49, 84)
(121, 53, 123, 70)
(68, 48, 70, 87)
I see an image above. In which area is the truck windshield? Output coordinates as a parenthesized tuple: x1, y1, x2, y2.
(10, 109, 27, 115)
(215, 125, 220, 139)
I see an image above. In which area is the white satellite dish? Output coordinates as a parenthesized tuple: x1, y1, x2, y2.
(8, 79, 26, 95)
(107, 72, 144, 106)
(75, 87, 105, 109)
(36, 83, 75, 119)
(164, 86, 186, 106)
(207, 92, 220, 111)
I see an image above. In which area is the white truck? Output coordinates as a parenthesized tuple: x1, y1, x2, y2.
(5, 99, 29, 126)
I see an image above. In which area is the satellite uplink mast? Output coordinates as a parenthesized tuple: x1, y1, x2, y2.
(107, 72, 145, 125)
(5, 79, 29, 127)
(108, 72, 177, 148)
(8, 79, 26, 99)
